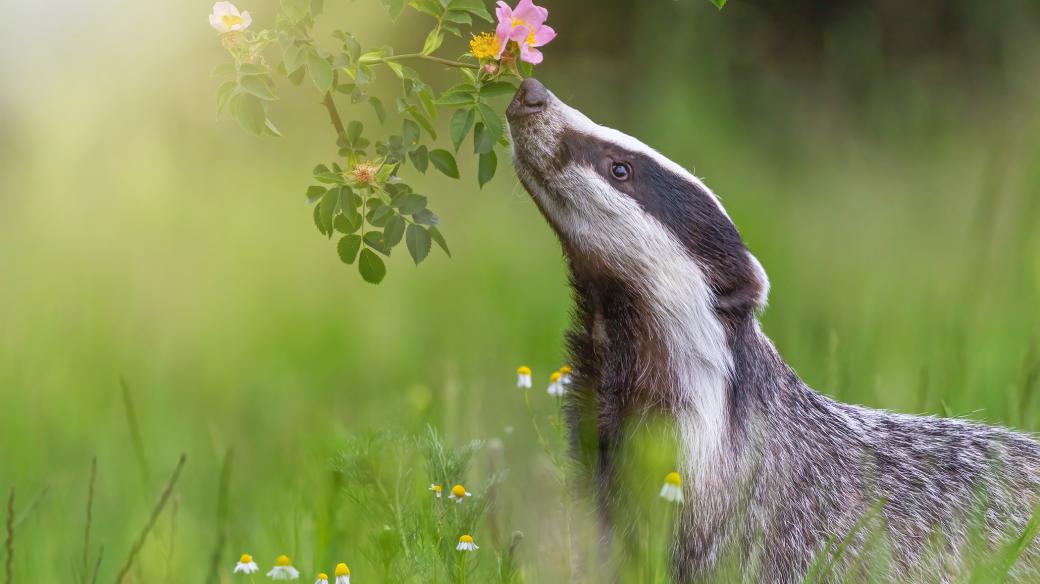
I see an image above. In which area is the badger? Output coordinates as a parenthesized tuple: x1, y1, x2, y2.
(505, 78, 1040, 582)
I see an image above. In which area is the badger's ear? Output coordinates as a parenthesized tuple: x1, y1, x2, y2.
(715, 251, 770, 314)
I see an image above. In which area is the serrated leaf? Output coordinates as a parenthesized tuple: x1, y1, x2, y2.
(418, 86, 437, 120)
(313, 205, 327, 236)
(318, 188, 339, 236)
(442, 10, 472, 24)
(412, 208, 438, 225)
(448, 0, 493, 21)
(212, 63, 236, 77)
(358, 248, 386, 283)
(449, 108, 476, 153)
(409, 145, 429, 173)
(479, 81, 517, 98)
(421, 29, 444, 56)
(409, 0, 443, 18)
(305, 185, 327, 203)
(334, 214, 361, 234)
(395, 193, 428, 215)
(478, 149, 497, 188)
(406, 224, 432, 265)
(337, 234, 362, 263)
(363, 230, 392, 255)
(229, 93, 266, 135)
(383, 216, 406, 247)
(368, 96, 387, 123)
(381, 0, 407, 20)
(216, 80, 237, 113)
(436, 91, 475, 107)
(473, 122, 495, 155)
(477, 102, 504, 144)
(308, 51, 334, 93)
(283, 45, 306, 73)
(368, 202, 393, 226)
(408, 109, 437, 140)
(428, 226, 451, 257)
(239, 75, 277, 101)
(429, 149, 460, 179)
(403, 119, 421, 149)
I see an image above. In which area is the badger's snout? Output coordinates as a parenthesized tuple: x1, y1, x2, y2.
(507, 78, 549, 119)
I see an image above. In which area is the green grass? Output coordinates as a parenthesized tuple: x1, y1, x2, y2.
(1, 0, 1039, 581)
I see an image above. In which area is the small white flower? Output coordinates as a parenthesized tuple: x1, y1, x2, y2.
(448, 484, 472, 503)
(659, 471, 684, 504)
(334, 563, 350, 584)
(267, 555, 300, 580)
(234, 553, 259, 574)
(315, 574, 329, 584)
(547, 371, 565, 396)
(209, 1, 252, 33)
(516, 365, 532, 389)
(559, 365, 573, 385)
(456, 534, 479, 551)
(429, 483, 443, 498)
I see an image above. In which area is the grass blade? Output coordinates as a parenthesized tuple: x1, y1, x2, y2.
(120, 377, 153, 491)
(206, 449, 233, 584)
(4, 488, 13, 584)
(115, 453, 187, 583)
(82, 457, 97, 584)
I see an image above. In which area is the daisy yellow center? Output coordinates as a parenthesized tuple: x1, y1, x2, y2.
(222, 14, 244, 28)
(559, 366, 572, 374)
(433, 484, 442, 492)
(318, 574, 328, 581)
(336, 563, 350, 576)
(452, 484, 467, 497)
(665, 471, 682, 486)
(275, 555, 291, 567)
(469, 33, 499, 60)
(459, 534, 474, 544)
(550, 371, 561, 382)
(517, 366, 531, 375)
(239, 554, 253, 563)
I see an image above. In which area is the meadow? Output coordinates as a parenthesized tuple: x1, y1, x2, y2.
(0, 0, 1038, 581)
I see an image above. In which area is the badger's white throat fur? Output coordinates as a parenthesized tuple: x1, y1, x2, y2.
(507, 78, 1040, 582)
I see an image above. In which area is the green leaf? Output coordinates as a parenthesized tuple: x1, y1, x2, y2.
(436, 91, 475, 107)
(428, 149, 460, 179)
(406, 224, 432, 265)
(478, 149, 497, 188)
(308, 51, 334, 94)
(428, 226, 451, 257)
(479, 81, 517, 98)
(368, 96, 387, 123)
(358, 249, 386, 283)
(318, 188, 339, 236)
(216, 81, 236, 113)
(395, 193, 428, 215)
(409, 145, 429, 173)
(368, 202, 393, 226)
(283, 45, 306, 74)
(337, 234, 362, 263)
(473, 122, 495, 155)
(380, 0, 407, 20)
(421, 29, 444, 56)
(263, 119, 282, 137)
(409, 0, 443, 18)
(383, 216, 406, 247)
(709, 0, 727, 8)
(477, 103, 504, 144)
(363, 231, 392, 255)
(305, 185, 327, 203)
(313, 205, 327, 236)
(449, 108, 476, 153)
(418, 86, 437, 120)
(212, 63, 236, 77)
(334, 214, 361, 234)
(402, 119, 421, 149)
(229, 93, 266, 135)
(239, 75, 277, 101)
(408, 109, 437, 140)
(442, 10, 472, 24)
(448, 0, 493, 21)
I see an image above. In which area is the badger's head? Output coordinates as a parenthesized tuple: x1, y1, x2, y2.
(507, 78, 769, 321)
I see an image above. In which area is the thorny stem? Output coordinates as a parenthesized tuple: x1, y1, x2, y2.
(378, 53, 480, 70)
(321, 91, 348, 140)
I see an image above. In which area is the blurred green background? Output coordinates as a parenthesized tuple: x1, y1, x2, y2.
(1, 0, 1039, 581)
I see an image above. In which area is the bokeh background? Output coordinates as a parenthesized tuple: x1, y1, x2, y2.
(1, 0, 1039, 581)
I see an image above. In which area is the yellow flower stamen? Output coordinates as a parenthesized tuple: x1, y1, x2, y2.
(550, 371, 562, 382)
(275, 555, 291, 567)
(559, 365, 572, 374)
(469, 32, 500, 60)
(517, 365, 531, 375)
(318, 574, 328, 580)
(335, 563, 350, 576)
(665, 471, 682, 486)
(239, 554, 253, 563)
(451, 484, 467, 498)
(222, 14, 244, 28)
(459, 534, 474, 544)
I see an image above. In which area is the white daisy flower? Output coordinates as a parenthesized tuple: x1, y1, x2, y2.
(234, 553, 259, 574)
(659, 471, 684, 504)
(559, 365, 573, 385)
(429, 483, 443, 498)
(547, 371, 565, 396)
(448, 484, 472, 503)
(315, 573, 329, 584)
(334, 562, 350, 584)
(516, 365, 532, 389)
(209, 1, 252, 33)
(267, 555, 300, 580)
(456, 534, 479, 551)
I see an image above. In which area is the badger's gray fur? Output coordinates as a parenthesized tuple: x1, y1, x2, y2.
(505, 78, 1040, 582)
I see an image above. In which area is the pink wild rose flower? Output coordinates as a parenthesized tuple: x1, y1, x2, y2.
(495, 0, 557, 64)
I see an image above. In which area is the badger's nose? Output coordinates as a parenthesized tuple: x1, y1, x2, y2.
(507, 78, 548, 119)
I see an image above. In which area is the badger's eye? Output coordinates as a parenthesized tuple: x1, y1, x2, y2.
(610, 161, 631, 181)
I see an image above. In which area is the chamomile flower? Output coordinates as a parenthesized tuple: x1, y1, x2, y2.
(516, 365, 532, 389)
(334, 563, 350, 584)
(267, 555, 300, 580)
(448, 484, 472, 503)
(429, 483, 443, 498)
(559, 365, 573, 385)
(234, 553, 259, 574)
(456, 534, 479, 551)
(315, 574, 329, 584)
(547, 371, 565, 396)
(659, 471, 684, 504)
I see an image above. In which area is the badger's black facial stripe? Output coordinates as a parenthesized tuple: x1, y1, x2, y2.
(558, 129, 763, 314)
